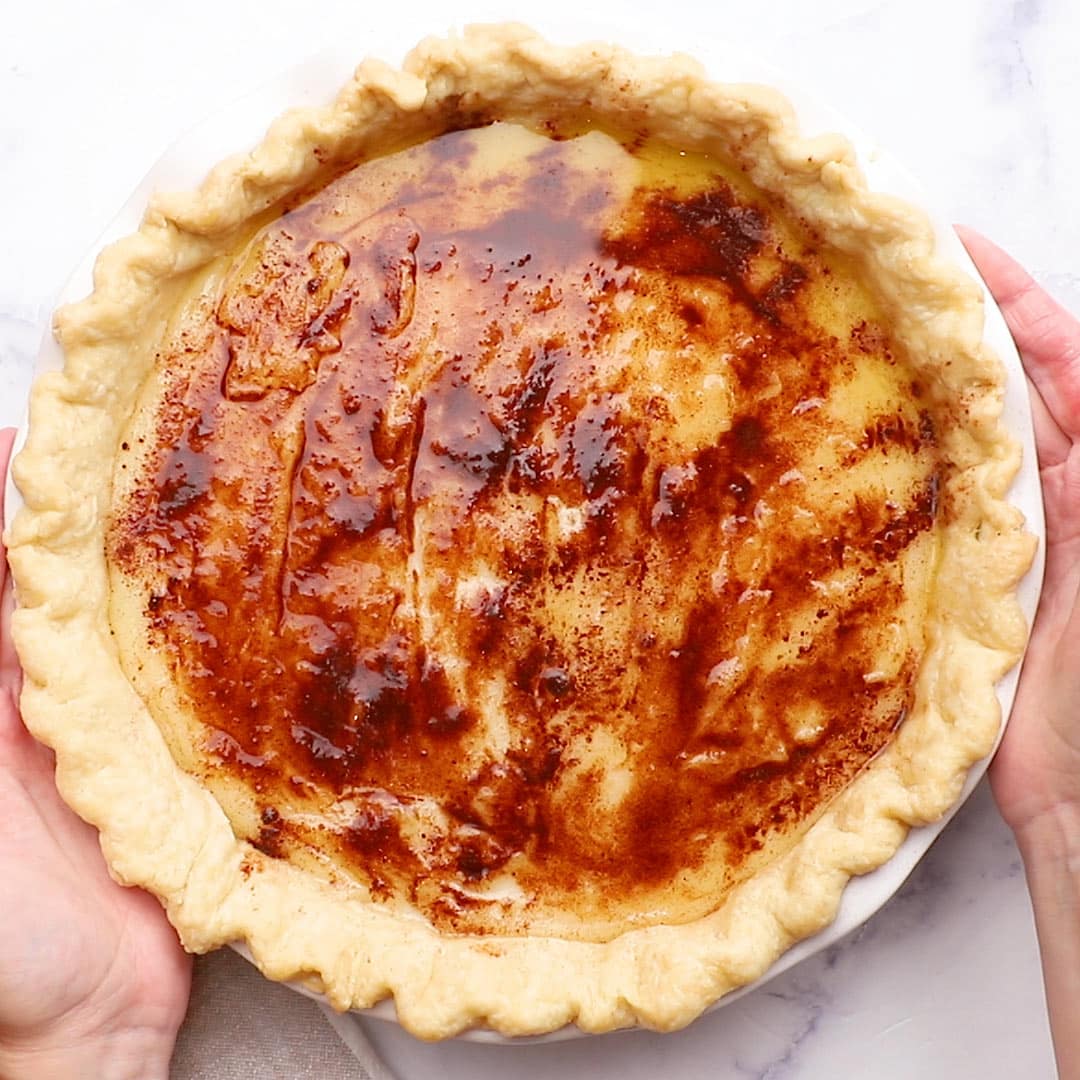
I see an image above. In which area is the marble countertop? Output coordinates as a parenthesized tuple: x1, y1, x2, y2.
(2, 1, 1073, 1076)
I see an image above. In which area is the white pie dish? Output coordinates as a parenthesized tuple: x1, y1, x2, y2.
(2, 17, 1045, 1046)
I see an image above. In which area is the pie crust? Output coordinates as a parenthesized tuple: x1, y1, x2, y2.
(6, 24, 1035, 1038)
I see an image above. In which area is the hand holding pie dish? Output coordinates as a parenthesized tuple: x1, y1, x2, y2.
(6, 24, 1036, 1039)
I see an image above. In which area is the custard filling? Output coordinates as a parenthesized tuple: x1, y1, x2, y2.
(108, 122, 939, 940)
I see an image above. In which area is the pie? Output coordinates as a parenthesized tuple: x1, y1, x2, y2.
(7, 24, 1035, 1038)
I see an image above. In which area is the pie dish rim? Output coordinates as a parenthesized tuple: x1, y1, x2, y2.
(3, 21, 1042, 1041)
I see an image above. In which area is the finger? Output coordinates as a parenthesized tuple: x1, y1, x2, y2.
(0, 427, 13, 587)
(0, 431, 103, 839)
(956, 226, 1080, 441)
(1026, 375, 1072, 471)
(1055, 571, 1080, 698)
(0, 675, 59, 802)
(0, 428, 18, 695)
(0, 588, 14, 699)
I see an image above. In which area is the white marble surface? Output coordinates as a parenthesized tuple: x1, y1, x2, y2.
(1, 1, 1075, 1077)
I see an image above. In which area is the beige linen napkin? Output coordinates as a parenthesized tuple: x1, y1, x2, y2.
(171, 949, 397, 1079)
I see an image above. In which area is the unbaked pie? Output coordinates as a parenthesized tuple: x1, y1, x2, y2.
(8, 24, 1035, 1038)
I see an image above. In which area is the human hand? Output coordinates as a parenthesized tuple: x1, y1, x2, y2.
(957, 230, 1080, 837)
(0, 428, 192, 1079)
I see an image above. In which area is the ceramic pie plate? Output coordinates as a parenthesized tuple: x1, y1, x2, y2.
(2, 15, 1045, 1046)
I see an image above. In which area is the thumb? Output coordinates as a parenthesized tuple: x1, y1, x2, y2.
(1, 427, 19, 694)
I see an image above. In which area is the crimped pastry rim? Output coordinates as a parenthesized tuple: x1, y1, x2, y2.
(6, 23, 1036, 1039)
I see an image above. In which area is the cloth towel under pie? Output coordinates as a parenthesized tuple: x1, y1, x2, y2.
(171, 948, 397, 1079)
